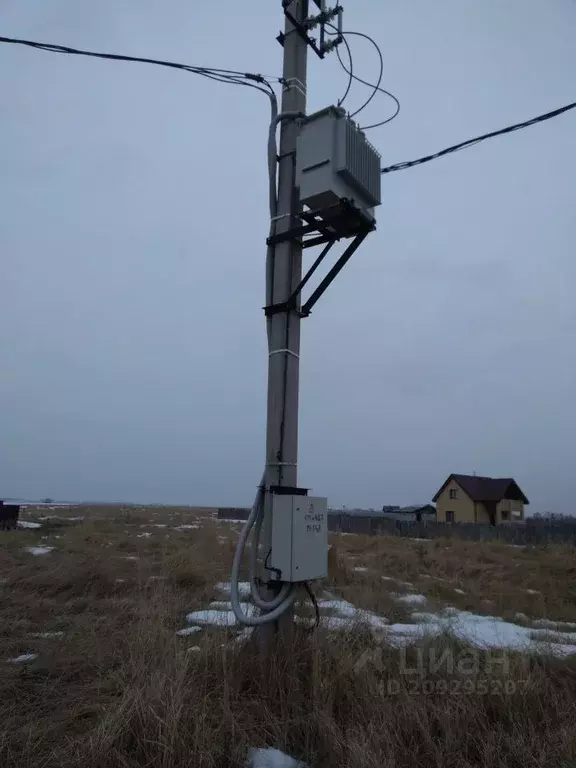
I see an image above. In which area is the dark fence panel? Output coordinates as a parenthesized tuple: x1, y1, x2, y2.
(0, 503, 20, 530)
(217, 507, 576, 544)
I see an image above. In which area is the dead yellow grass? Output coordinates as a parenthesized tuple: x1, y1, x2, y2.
(332, 532, 576, 623)
(0, 506, 575, 766)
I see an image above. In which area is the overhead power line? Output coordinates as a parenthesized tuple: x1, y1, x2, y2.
(381, 100, 576, 174)
(0, 35, 281, 98)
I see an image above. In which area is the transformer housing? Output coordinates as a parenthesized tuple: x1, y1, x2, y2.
(296, 106, 382, 223)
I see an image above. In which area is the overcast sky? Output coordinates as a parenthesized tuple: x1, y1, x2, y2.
(1, 1, 575, 512)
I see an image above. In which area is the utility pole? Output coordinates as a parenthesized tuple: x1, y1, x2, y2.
(260, 0, 308, 637)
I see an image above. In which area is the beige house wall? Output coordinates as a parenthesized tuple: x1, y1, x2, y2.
(435, 478, 475, 523)
(497, 498, 524, 523)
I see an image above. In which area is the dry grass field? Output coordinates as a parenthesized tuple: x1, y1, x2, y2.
(1, 504, 576, 767)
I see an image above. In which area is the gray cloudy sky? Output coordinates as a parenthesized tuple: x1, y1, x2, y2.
(1, 1, 575, 512)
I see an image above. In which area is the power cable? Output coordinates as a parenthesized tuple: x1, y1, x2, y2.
(334, 33, 354, 109)
(325, 25, 400, 130)
(343, 30, 384, 121)
(0, 35, 281, 97)
(381, 100, 576, 174)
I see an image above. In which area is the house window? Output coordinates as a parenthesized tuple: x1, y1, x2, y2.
(449, 489, 458, 499)
(446, 510, 455, 523)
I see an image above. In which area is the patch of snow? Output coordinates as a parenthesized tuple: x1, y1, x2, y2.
(176, 626, 203, 637)
(152, 524, 167, 528)
(525, 589, 541, 595)
(122, 556, 138, 561)
(18, 520, 42, 529)
(7, 653, 38, 664)
(216, 518, 247, 524)
(353, 566, 368, 573)
(234, 627, 254, 645)
(30, 631, 64, 639)
(385, 623, 437, 647)
(217, 581, 251, 599)
(410, 612, 439, 624)
(409, 538, 432, 543)
(67, 517, 84, 521)
(137, 532, 152, 538)
(530, 629, 576, 644)
(186, 645, 202, 653)
(318, 599, 358, 617)
(25, 546, 53, 556)
(443, 610, 576, 657)
(532, 618, 576, 631)
(393, 593, 427, 606)
(454, 588, 466, 595)
(246, 747, 306, 768)
(381, 576, 396, 582)
(515, 612, 529, 622)
(186, 607, 256, 627)
(316, 600, 388, 631)
(115, 579, 125, 584)
(175, 524, 200, 531)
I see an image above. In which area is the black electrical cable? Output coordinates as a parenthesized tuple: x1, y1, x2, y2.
(325, 25, 400, 129)
(334, 33, 354, 109)
(304, 583, 320, 629)
(381, 100, 576, 174)
(343, 31, 384, 121)
(0, 35, 281, 96)
(336, 47, 400, 130)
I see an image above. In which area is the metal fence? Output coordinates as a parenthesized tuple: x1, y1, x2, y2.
(217, 507, 576, 545)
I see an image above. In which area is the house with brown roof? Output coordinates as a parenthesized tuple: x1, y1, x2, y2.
(432, 474, 529, 525)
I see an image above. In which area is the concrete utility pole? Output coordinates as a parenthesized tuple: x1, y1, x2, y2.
(260, 0, 308, 633)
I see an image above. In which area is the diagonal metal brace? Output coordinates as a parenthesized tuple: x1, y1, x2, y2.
(264, 240, 335, 317)
(300, 230, 369, 317)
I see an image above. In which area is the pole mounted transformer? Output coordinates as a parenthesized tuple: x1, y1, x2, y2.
(230, 1, 381, 636)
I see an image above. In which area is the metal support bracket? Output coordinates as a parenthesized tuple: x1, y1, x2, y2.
(264, 199, 374, 318)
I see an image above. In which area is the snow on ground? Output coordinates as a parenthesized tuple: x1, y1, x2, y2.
(185, 610, 240, 627)
(175, 524, 200, 531)
(137, 532, 152, 538)
(17, 520, 42, 529)
(532, 618, 576, 631)
(176, 626, 203, 637)
(393, 593, 427, 606)
(317, 599, 389, 631)
(7, 654, 38, 664)
(30, 631, 64, 638)
(24, 546, 53, 556)
(246, 747, 306, 768)
(216, 581, 251, 599)
(311, 598, 576, 658)
(353, 566, 368, 573)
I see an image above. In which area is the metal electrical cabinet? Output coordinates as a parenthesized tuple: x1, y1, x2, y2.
(269, 495, 328, 582)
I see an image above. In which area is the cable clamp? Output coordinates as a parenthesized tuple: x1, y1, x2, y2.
(269, 348, 300, 359)
(282, 77, 307, 97)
